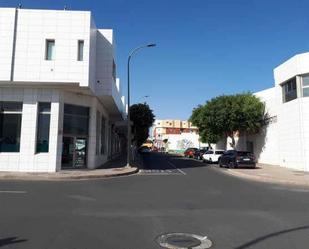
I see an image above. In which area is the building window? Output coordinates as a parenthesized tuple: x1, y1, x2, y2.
(77, 40, 84, 61)
(112, 60, 116, 80)
(63, 104, 89, 136)
(96, 111, 100, 155)
(282, 78, 297, 103)
(101, 116, 106, 154)
(0, 102, 22, 152)
(302, 75, 309, 97)
(45, 39, 55, 60)
(36, 103, 51, 153)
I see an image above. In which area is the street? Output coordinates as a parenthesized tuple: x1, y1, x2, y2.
(1, 153, 309, 249)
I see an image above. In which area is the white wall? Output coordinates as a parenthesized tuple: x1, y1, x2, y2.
(11, 9, 91, 86)
(274, 52, 309, 85)
(162, 133, 202, 151)
(0, 8, 15, 81)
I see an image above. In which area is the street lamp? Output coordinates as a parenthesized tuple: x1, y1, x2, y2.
(126, 43, 156, 167)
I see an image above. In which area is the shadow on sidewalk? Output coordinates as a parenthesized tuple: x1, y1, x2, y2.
(99, 153, 141, 169)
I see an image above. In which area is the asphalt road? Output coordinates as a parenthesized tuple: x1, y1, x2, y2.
(1, 152, 309, 249)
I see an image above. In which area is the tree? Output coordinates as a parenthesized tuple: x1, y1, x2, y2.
(190, 93, 266, 148)
(130, 103, 155, 147)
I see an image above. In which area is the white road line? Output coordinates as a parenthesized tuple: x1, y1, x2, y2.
(0, 190, 27, 194)
(167, 161, 186, 175)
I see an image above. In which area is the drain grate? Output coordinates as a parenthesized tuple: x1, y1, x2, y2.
(156, 233, 212, 249)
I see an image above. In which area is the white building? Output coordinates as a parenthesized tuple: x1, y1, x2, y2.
(152, 119, 206, 152)
(0, 8, 126, 172)
(227, 52, 309, 172)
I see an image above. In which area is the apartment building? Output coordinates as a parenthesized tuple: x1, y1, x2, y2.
(0, 8, 126, 172)
(152, 119, 204, 152)
(228, 52, 309, 171)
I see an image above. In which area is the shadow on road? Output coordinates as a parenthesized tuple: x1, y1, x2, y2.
(141, 152, 210, 170)
(234, 225, 309, 249)
(0, 237, 27, 247)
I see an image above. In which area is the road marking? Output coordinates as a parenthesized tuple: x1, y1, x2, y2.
(139, 169, 181, 175)
(167, 160, 186, 175)
(0, 190, 27, 194)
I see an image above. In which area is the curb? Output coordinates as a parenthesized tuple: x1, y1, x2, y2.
(0, 167, 139, 181)
(211, 166, 309, 187)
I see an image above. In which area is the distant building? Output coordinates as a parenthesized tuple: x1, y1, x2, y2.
(152, 119, 205, 152)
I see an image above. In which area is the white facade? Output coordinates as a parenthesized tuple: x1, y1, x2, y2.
(0, 8, 126, 172)
(232, 52, 309, 171)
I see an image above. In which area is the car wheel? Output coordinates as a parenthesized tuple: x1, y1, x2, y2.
(228, 161, 235, 168)
(219, 159, 223, 167)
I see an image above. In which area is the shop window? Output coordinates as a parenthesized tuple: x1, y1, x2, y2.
(63, 104, 89, 136)
(96, 111, 100, 155)
(101, 116, 106, 154)
(36, 102, 51, 153)
(0, 102, 22, 152)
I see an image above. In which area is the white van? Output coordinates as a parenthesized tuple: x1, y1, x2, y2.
(202, 150, 225, 163)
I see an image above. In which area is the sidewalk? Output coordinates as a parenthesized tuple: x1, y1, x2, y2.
(0, 155, 139, 181)
(215, 163, 309, 187)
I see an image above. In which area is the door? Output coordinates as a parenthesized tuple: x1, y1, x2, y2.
(62, 136, 87, 169)
(62, 137, 74, 168)
(74, 138, 87, 168)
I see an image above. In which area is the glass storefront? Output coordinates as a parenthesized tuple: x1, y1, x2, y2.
(61, 104, 89, 169)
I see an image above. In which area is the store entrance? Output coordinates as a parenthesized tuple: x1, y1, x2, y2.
(62, 136, 87, 169)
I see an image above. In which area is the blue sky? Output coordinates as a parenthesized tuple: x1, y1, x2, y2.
(1, 0, 309, 120)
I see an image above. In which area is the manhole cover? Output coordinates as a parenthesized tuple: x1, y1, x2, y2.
(156, 233, 212, 249)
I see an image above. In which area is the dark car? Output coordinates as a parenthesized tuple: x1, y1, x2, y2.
(193, 149, 208, 160)
(184, 148, 198, 158)
(218, 150, 256, 168)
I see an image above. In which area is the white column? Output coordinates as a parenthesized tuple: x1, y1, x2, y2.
(87, 98, 97, 169)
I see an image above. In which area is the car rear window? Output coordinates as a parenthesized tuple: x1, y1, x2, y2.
(215, 151, 224, 155)
(237, 151, 252, 156)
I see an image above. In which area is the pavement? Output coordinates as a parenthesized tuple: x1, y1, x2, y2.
(1, 152, 309, 248)
(0, 155, 138, 181)
(212, 163, 309, 187)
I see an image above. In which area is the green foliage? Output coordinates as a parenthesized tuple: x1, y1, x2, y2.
(130, 103, 155, 147)
(190, 93, 266, 146)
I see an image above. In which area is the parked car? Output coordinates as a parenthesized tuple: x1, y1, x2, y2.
(202, 149, 225, 163)
(138, 146, 151, 154)
(218, 150, 256, 168)
(194, 149, 208, 160)
(184, 148, 198, 158)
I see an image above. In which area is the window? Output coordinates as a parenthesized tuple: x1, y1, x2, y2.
(215, 151, 224, 155)
(45, 39, 55, 60)
(302, 75, 309, 97)
(63, 104, 89, 136)
(112, 60, 116, 79)
(77, 40, 84, 61)
(0, 102, 22, 152)
(36, 103, 51, 153)
(282, 78, 297, 103)
(101, 116, 106, 154)
(96, 111, 100, 155)
(206, 151, 214, 154)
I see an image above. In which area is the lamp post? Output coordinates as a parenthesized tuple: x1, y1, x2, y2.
(126, 43, 156, 167)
